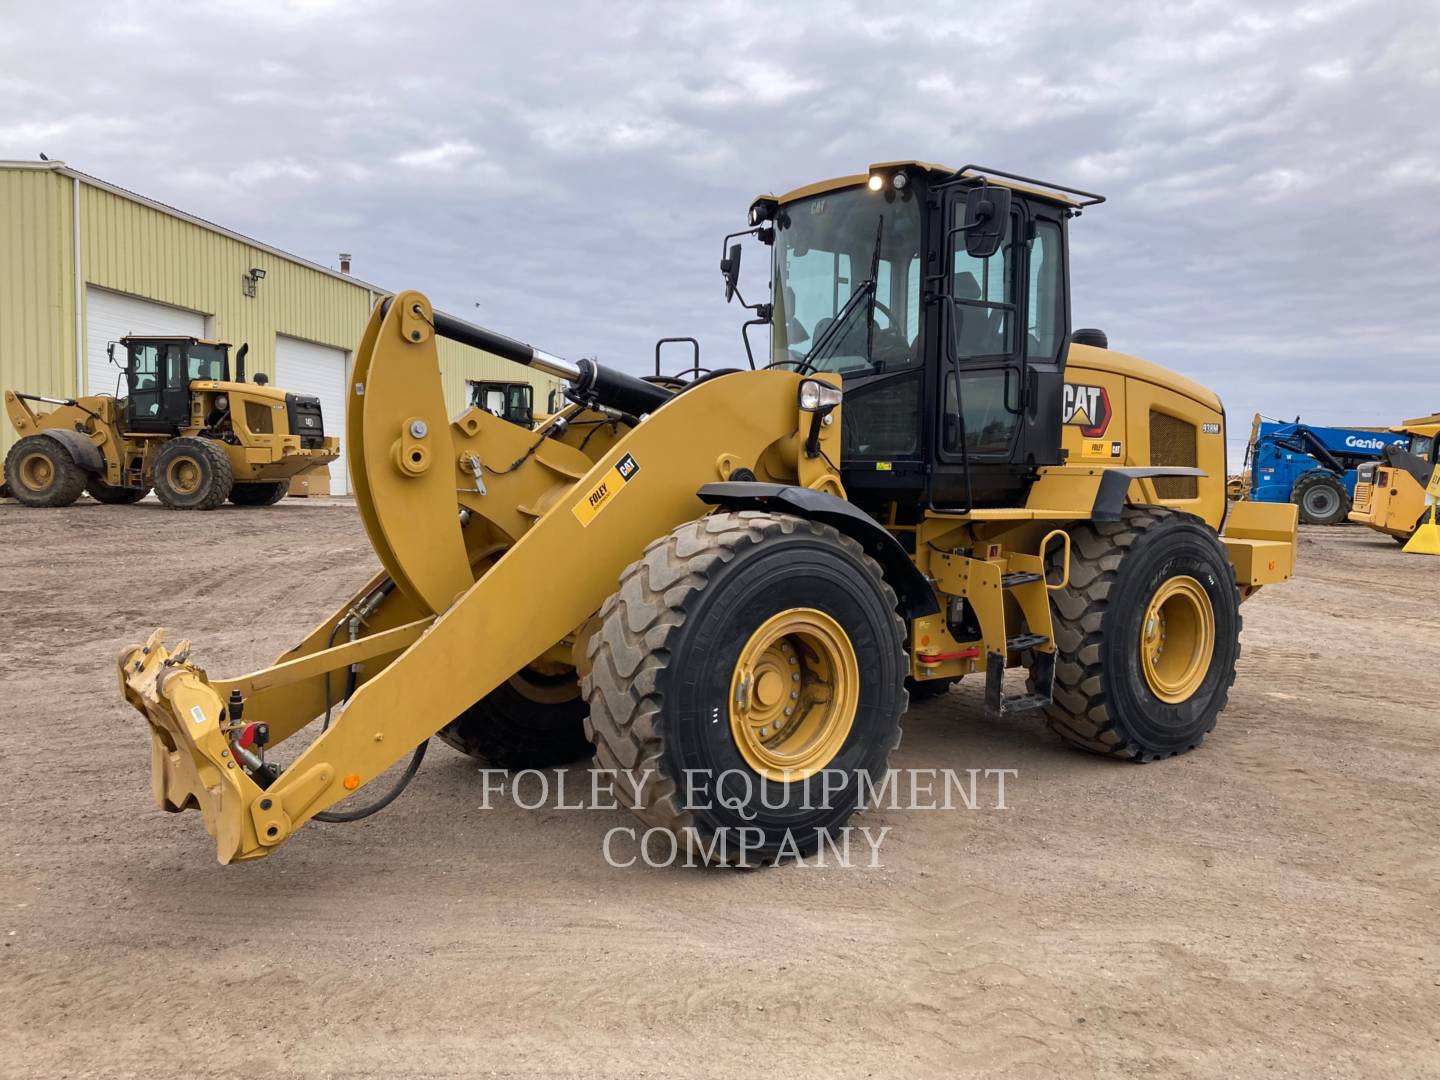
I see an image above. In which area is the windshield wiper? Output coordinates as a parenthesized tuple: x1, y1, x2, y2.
(796, 215, 886, 375)
(864, 214, 883, 368)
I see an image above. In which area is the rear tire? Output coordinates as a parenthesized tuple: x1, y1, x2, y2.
(583, 511, 907, 866)
(1042, 506, 1241, 762)
(153, 438, 233, 510)
(438, 666, 592, 769)
(1292, 471, 1349, 525)
(229, 480, 290, 506)
(88, 478, 149, 504)
(3, 435, 86, 507)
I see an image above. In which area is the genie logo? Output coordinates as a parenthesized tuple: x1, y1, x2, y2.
(1344, 435, 1396, 451)
(1062, 383, 1111, 437)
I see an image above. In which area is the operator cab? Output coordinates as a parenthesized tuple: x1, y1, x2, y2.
(469, 380, 535, 428)
(111, 335, 232, 435)
(744, 163, 1103, 515)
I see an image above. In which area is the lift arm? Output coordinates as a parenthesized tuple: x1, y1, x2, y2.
(120, 291, 838, 863)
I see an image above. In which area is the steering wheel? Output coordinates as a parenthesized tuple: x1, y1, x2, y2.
(871, 297, 897, 327)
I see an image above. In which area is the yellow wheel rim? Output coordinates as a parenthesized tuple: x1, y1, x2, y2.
(1139, 576, 1215, 703)
(508, 664, 580, 705)
(18, 452, 53, 491)
(729, 608, 858, 782)
(166, 457, 201, 495)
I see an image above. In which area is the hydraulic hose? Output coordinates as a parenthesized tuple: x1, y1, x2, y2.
(314, 740, 429, 823)
(311, 577, 428, 823)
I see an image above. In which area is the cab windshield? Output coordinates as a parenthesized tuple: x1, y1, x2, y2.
(771, 185, 923, 374)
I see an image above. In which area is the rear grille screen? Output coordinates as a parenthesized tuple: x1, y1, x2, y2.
(245, 401, 274, 434)
(1150, 411, 1198, 499)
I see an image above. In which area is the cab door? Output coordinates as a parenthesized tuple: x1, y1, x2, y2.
(931, 192, 1068, 507)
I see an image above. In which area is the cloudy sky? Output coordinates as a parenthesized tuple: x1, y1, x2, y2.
(4, 0, 1437, 459)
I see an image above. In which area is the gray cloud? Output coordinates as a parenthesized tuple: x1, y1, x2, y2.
(4, 0, 1438, 460)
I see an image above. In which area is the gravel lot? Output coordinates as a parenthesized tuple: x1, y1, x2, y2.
(1, 499, 1437, 1079)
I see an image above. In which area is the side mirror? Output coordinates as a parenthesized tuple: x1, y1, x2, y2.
(721, 243, 742, 303)
(962, 185, 1012, 259)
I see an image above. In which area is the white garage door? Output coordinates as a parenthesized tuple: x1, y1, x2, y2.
(276, 335, 349, 496)
(85, 287, 207, 398)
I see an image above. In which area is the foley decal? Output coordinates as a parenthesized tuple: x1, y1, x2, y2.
(572, 452, 641, 526)
(1062, 383, 1112, 437)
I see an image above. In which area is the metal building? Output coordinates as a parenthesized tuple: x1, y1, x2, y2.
(0, 160, 562, 494)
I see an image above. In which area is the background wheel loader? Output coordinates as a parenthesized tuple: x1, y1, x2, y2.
(119, 161, 1297, 866)
(1348, 413, 1439, 544)
(3, 335, 339, 510)
(468, 379, 535, 428)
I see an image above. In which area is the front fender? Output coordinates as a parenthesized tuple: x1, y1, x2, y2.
(39, 428, 104, 474)
(698, 481, 939, 618)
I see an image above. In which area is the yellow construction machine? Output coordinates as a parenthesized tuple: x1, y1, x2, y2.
(3, 335, 338, 509)
(119, 162, 1297, 865)
(1349, 413, 1439, 544)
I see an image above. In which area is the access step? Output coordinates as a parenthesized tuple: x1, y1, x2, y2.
(996, 693, 1050, 713)
(984, 649, 1056, 717)
(1000, 571, 1044, 589)
(1006, 633, 1049, 652)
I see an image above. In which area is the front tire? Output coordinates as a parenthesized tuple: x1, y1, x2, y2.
(583, 511, 907, 866)
(3, 436, 86, 507)
(153, 438, 234, 510)
(438, 665, 592, 769)
(1043, 507, 1241, 762)
(1292, 471, 1349, 525)
(229, 480, 290, 506)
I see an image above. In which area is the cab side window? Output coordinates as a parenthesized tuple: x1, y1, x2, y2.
(129, 344, 162, 417)
(1026, 221, 1064, 359)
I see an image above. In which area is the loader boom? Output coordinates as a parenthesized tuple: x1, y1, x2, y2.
(122, 291, 844, 862)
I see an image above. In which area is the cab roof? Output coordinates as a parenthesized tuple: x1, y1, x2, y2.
(120, 334, 231, 348)
(756, 161, 1103, 211)
(1395, 413, 1440, 436)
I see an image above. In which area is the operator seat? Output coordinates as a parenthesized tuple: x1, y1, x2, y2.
(952, 272, 1002, 357)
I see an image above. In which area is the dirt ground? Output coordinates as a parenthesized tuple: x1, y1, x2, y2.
(1, 498, 1437, 1079)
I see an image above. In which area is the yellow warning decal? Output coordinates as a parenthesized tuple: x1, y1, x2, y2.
(572, 452, 640, 526)
(875, 462, 893, 471)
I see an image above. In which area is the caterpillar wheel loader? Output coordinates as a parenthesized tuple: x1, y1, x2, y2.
(1349, 413, 1439, 544)
(468, 379, 535, 428)
(3, 335, 338, 510)
(119, 162, 1298, 866)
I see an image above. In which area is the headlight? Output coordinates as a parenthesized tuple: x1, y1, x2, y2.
(213, 394, 229, 411)
(798, 379, 843, 412)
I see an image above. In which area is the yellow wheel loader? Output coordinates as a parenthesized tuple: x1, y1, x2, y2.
(1349, 413, 1439, 543)
(3, 336, 338, 510)
(118, 162, 1297, 865)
